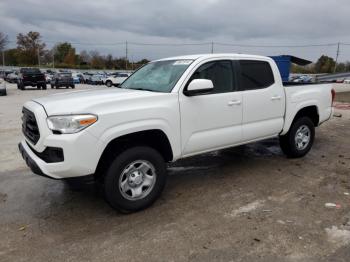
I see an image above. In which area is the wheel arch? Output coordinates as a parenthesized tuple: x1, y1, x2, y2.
(281, 104, 319, 135)
(94, 129, 174, 180)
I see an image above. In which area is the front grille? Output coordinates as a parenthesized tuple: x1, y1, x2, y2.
(22, 107, 40, 144)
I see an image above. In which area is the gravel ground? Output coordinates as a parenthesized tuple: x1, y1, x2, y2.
(0, 83, 349, 262)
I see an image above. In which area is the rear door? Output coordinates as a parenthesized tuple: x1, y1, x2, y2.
(238, 60, 285, 141)
(179, 60, 243, 156)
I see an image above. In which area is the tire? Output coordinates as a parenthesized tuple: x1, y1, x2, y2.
(19, 83, 24, 90)
(71, 85, 75, 89)
(106, 81, 113, 87)
(42, 84, 47, 90)
(279, 117, 315, 158)
(37, 85, 41, 90)
(104, 146, 167, 212)
(51, 84, 54, 89)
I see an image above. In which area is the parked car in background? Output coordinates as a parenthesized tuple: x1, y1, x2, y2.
(343, 78, 350, 84)
(45, 73, 53, 84)
(86, 74, 103, 85)
(17, 68, 47, 90)
(72, 73, 81, 84)
(51, 72, 75, 89)
(105, 72, 131, 87)
(0, 78, 6, 96)
(293, 75, 313, 83)
(6, 72, 19, 83)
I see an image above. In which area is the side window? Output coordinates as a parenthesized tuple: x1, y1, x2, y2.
(239, 60, 275, 90)
(188, 60, 235, 93)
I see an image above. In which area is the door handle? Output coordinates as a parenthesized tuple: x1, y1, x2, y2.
(271, 95, 282, 100)
(228, 100, 241, 106)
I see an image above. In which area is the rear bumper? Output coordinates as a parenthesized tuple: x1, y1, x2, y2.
(22, 80, 46, 86)
(54, 81, 74, 86)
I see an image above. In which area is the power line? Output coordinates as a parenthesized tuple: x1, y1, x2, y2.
(6, 39, 343, 48)
(215, 42, 338, 48)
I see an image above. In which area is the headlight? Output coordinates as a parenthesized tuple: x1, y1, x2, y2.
(47, 114, 97, 134)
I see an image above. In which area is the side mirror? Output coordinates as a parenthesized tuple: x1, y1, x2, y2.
(184, 79, 214, 96)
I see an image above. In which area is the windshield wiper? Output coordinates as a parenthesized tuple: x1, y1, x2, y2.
(126, 87, 159, 92)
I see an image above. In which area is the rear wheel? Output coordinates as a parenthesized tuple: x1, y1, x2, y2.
(42, 84, 47, 90)
(71, 84, 75, 89)
(279, 117, 315, 158)
(104, 146, 167, 212)
(51, 84, 55, 89)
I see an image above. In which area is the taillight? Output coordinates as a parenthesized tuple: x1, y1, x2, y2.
(331, 89, 336, 105)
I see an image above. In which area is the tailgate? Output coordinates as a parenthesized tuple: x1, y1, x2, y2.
(23, 73, 45, 82)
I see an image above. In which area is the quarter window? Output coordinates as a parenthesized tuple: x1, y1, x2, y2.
(188, 61, 235, 93)
(239, 60, 274, 90)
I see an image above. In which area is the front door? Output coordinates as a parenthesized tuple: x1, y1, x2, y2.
(179, 60, 243, 156)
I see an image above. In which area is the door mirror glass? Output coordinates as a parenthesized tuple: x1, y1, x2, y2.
(184, 79, 214, 96)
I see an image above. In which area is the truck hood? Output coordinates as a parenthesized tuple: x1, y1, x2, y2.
(33, 88, 165, 115)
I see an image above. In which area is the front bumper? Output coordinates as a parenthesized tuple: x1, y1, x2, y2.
(19, 101, 104, 179)
(18, 142, 49, 178)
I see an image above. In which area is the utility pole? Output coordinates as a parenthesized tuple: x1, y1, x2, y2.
(37, 48, 41, 67)
(211, 41, 214, 54)
(2, 50, 4, 67)
(125, 40, 128, 70)
(334, 42, 340, 73)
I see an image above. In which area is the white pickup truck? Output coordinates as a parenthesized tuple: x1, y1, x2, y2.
(19, 54, 334, 212)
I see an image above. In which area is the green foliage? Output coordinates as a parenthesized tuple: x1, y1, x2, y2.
(54, 42, 76, 64)
(314, 55, 336, 73)
(3, 49, 19, 66)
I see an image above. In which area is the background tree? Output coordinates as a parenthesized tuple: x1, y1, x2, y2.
(314, 55, 336, 73)
(63, 49, 76, 66)
(3, 49, 18, 66)
(53, 42, 75, 65)
(90, 50, 105, 69)
(16, 31, 45, 65)
(0, 32, 8, 51)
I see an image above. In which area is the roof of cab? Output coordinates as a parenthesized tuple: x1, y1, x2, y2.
(155, 53, 270, 62)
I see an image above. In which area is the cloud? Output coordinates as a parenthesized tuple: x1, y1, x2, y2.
(0, 0, 349, 61)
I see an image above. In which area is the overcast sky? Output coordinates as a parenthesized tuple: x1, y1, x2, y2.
(1, 0, 350, 62)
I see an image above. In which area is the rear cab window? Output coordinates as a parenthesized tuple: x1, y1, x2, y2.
(20, 68, 41, 74)
(239, 60, 275, 90)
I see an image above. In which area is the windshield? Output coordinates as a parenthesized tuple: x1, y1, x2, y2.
(120, 60, 193, 92)
(21, 68, 41, 74)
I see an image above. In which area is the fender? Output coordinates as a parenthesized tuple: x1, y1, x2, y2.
(281, 100, 319, 135)
(96, 118, 181, 161)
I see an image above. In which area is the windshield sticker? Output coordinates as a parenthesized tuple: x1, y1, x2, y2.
(173, 60, 193, 65)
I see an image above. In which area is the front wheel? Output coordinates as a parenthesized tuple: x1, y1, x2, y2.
(106, 80, 113, 87)
(279, 117, 315, 158)
(104, 146, 167, 213)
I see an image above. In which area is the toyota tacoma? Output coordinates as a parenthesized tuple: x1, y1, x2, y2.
(19, 54, 334, 212)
